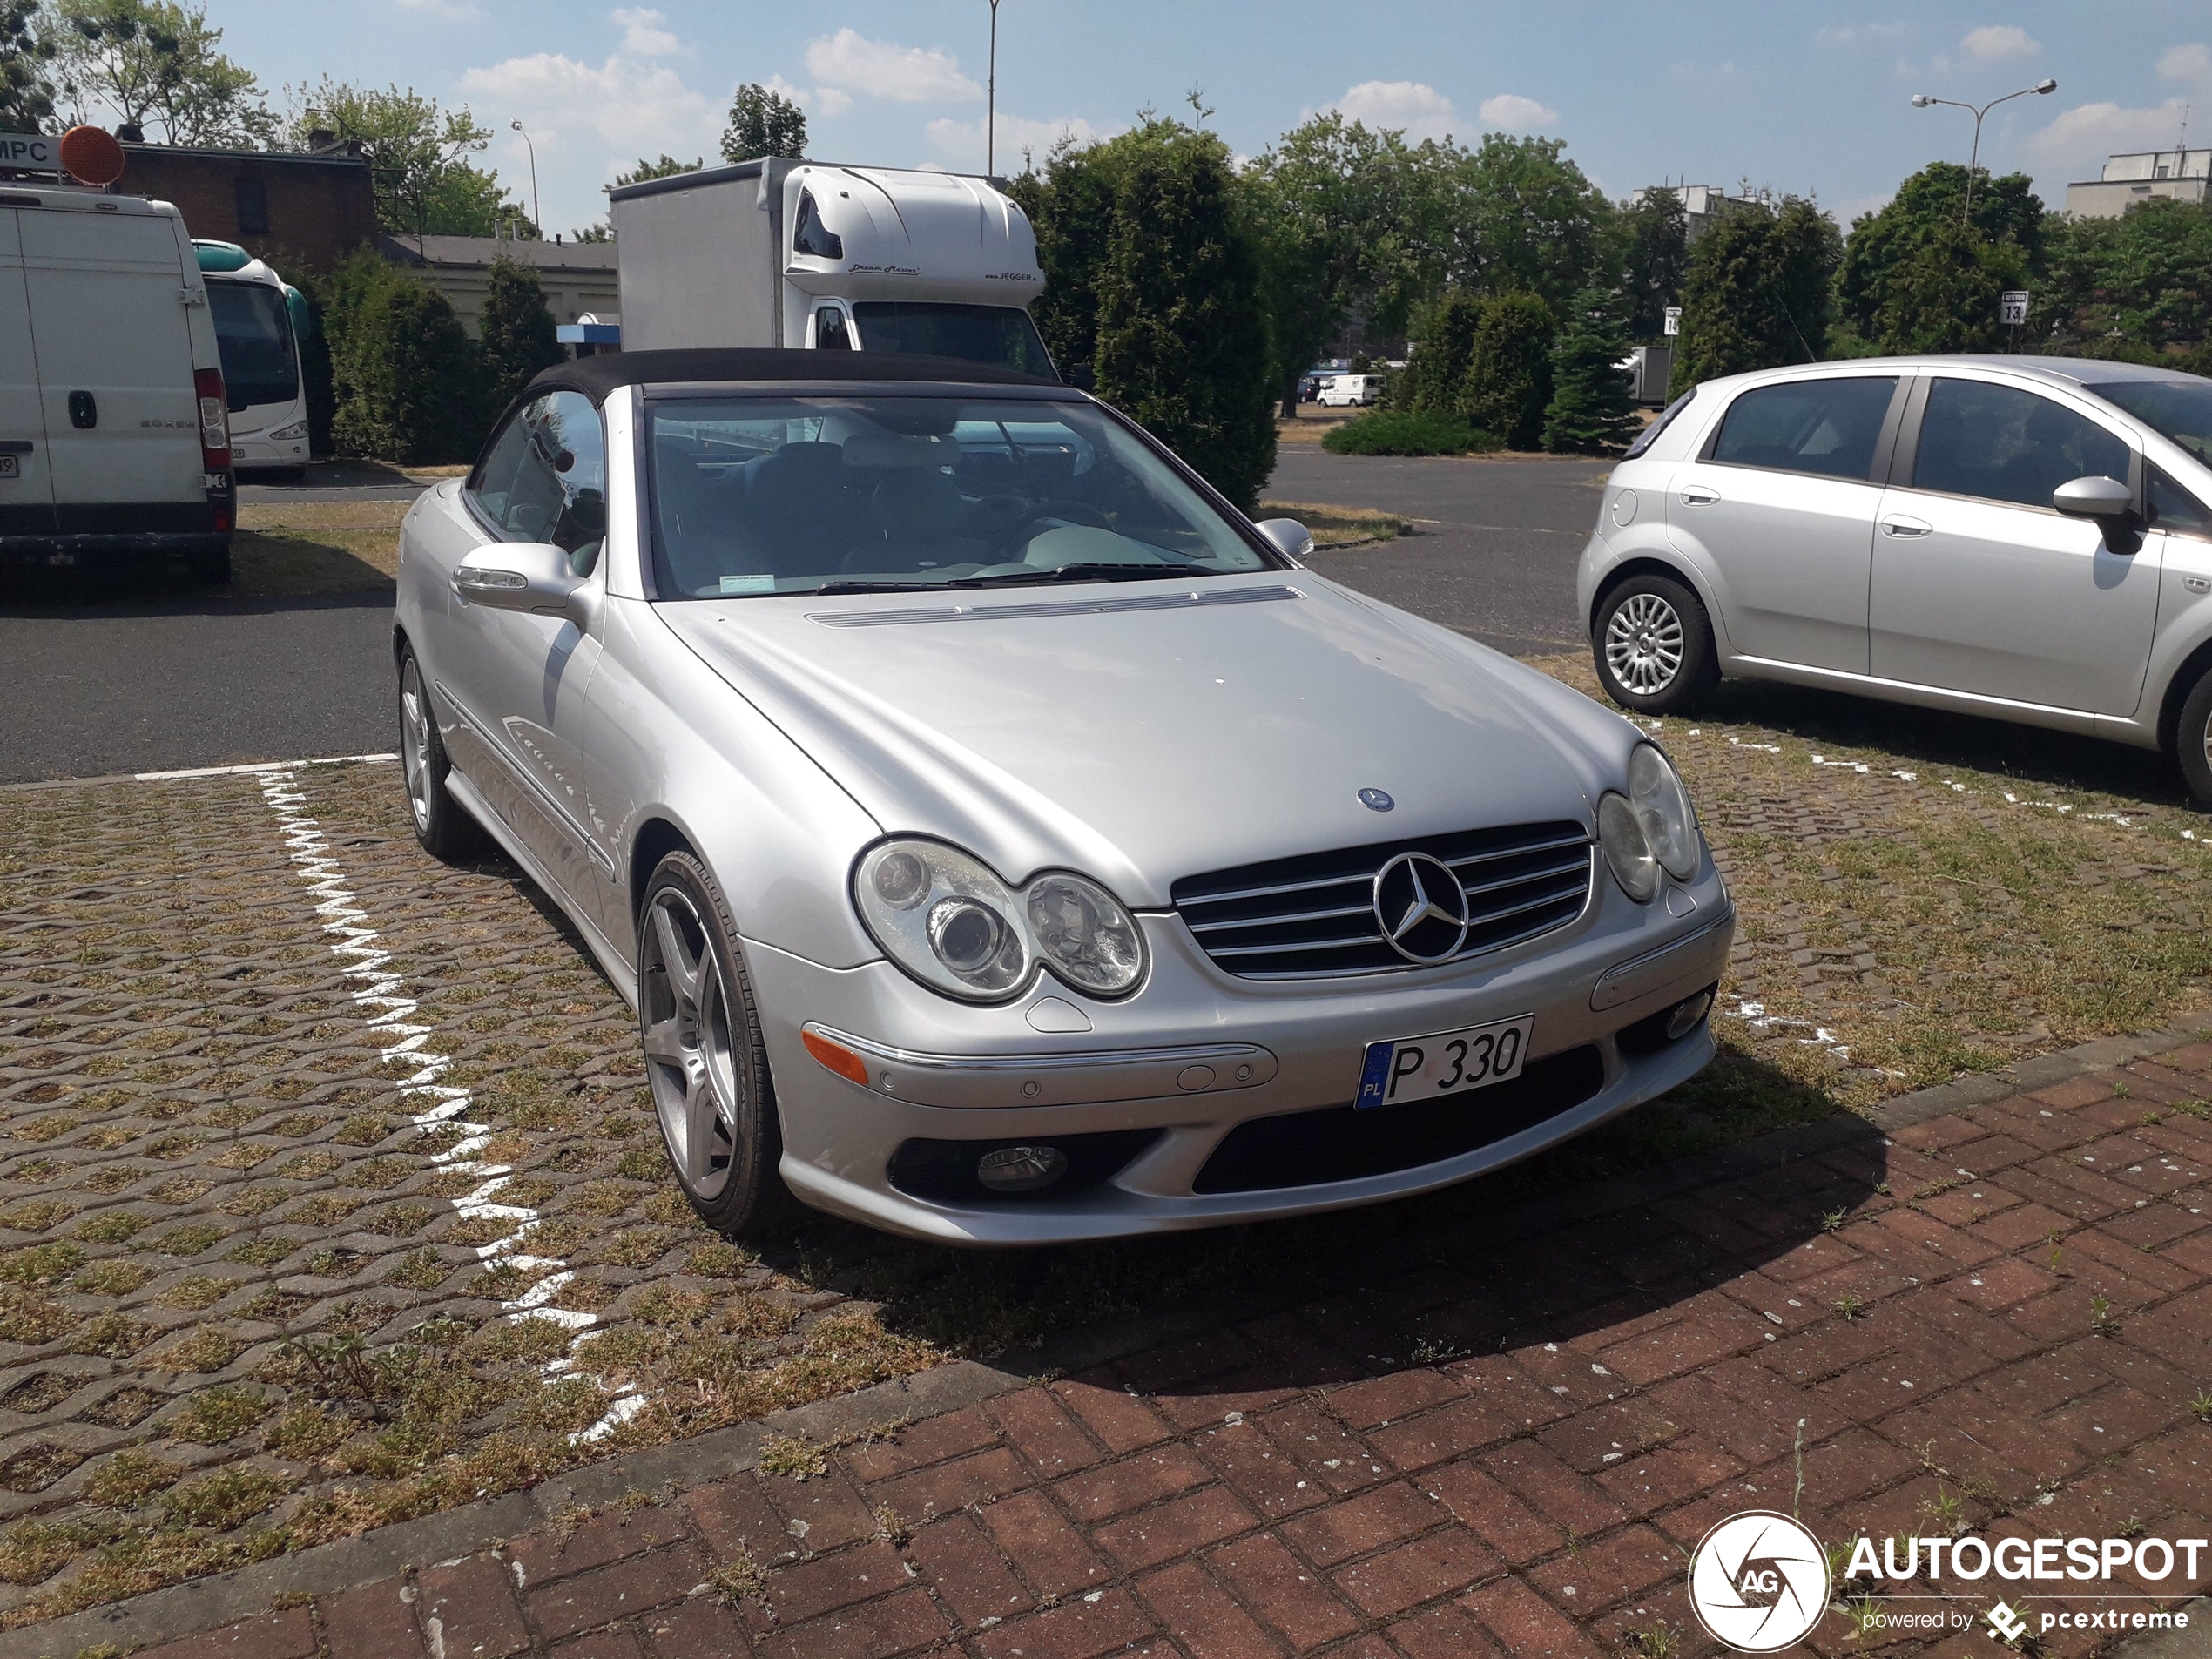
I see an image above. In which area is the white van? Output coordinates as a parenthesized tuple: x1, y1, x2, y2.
(195, 240, 309, 479)
(1317, 374, 1383, 407)
(0, 185, 234, 583)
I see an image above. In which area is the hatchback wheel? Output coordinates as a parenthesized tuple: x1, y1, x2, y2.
(1595, 574, 1720, 715)
(637, 852, 788, 1236)
(397, 648, 486, 861)
(2176, 668, 2212, 811)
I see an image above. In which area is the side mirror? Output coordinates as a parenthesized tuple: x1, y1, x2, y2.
(2053, 475, 2134, 520)
(1253, 517, 1315, 563)
(454, 543, 591, 626)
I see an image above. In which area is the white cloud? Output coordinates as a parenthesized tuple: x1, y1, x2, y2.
(612, 8, 678, 57)
(813, 85, 854, 118)
(1816, 22, 1910, 46)
(1479, 92, 1560, 131)
(2158, 43, 2212, 86)
(925, 111, 1121, 171)
(1330, 80, 1457, 143)
(1961, 24, 2039, 60)
(395, 0, 476, 16)
(2027, 97, 2192, 185)
(805, 29, 981, 103)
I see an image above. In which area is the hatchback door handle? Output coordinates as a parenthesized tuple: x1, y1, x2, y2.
(1882, 516, 1932, 538)
(1680, 485, 1720, 505)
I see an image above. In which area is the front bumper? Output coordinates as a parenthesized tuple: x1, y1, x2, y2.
(746, 865, 1734, 1244)
(233, 435, 308, 469)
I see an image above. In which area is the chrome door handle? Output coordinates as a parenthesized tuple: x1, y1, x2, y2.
(1680, 486, 1720, 505)
(1881, 516, 1932, 537)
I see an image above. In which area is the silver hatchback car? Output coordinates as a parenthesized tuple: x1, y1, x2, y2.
(394, 350, 1731, 1245)
(1577, 358, 2212, 803)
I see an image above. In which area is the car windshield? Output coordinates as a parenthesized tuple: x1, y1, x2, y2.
(206, 279, 298, 411)
(850, 303, 1055, 377)
(2095, 378, 2212, 467)
(644, 395, 1279, 598)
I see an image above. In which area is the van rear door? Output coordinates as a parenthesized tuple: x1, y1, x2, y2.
(19, 204, 204, 531)
(0, 207, 57, 538)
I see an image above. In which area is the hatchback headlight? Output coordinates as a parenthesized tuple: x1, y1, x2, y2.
(1600, 745, 1701, 901)
(853, 840, 1145, 1001)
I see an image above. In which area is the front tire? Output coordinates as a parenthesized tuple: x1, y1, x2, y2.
(637, 853, 789, 1236)
(1594, 573, 1720, 715)
(2175, 669, 2212, 810)
(397, 648, 487, 861)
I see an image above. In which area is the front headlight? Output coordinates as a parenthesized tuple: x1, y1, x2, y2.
(1599, 744, 1702, 902)
(853, 840, 1146, 1001)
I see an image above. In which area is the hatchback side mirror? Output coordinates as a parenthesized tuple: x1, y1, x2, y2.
(1253, 517, 1315, 563)
(2053, 475, 2134, 520)
(454, 543, 592, 626)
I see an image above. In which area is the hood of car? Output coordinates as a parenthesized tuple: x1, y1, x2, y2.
(658, 574, 1632, 909)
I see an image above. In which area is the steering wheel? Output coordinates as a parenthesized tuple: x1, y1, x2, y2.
(988, 499, 1114, 556)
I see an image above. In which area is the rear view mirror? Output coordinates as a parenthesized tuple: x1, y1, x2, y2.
(453, 543, 592, 627)
(2053, 475, 2133, 519)
(1253, 517, 1315, 562)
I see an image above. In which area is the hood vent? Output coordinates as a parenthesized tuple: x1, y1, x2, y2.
(808, 583, 1304, 628)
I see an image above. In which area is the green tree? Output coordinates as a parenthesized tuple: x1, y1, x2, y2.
(1542, 286, 1637, 455)
(1008, 137, 1121, 383)
(52, 0, 272, 145)
(0, 0, 57, 132)
(475, 256, 563, 418)
(2043, 199, 2212, 359)
(1836, 163, 2041, 354)
(1671, 198, 1840, 395)
(329, 259, 482, 465)
(1443, 134, 1615, 314)
(721, 83, 805, 162)
(1465, 293, 1555, 448)
(616, 153, 699, 186)
(1244, 112, 1444, 415)
(1617, 187, 1689, 341)
(286, 78, 525, 238)
(1089, 120, 1277, 509)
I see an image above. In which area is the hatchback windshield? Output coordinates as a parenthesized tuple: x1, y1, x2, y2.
(644, 396, 1278, 598)
(206, 280, 299, 412)
(2095, 378, 2212, 467)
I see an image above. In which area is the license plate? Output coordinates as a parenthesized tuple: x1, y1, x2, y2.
(0, 455, 17, 479)
(1356, 1014, 1534, 1109)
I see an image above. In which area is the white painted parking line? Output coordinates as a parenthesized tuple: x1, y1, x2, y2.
(134, 752, 400, 781)
(252, 765, 648, 1442)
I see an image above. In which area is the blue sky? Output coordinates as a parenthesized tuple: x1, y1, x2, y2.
(152, 2, 2212, 239)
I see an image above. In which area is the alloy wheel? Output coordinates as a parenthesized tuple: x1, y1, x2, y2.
(639, 887, 740, 1198)
(399, 658, 434, 834)
(1605, 593, 1685, 697)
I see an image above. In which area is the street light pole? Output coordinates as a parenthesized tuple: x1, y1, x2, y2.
(509, 119, 540, 238)
(1911, 79, 2057, 225)
(987, 0, 1001, 177)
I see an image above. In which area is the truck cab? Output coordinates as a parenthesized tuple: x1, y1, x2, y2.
(610, 158, 1054, 378)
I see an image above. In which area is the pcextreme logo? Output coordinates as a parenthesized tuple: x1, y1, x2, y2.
(1688, 1512, 1831, 1652)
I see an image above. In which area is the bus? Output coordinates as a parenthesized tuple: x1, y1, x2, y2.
(192, 240, 310, 479)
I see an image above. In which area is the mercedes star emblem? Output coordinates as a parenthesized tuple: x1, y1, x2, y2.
(1372, 851, 1471, 964)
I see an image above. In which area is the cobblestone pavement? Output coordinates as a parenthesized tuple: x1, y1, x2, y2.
(108, 1043, 2212, 1659)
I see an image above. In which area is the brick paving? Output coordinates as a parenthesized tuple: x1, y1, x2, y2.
(93, 1043, 2212, 1658)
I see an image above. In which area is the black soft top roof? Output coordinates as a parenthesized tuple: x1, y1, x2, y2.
(527, 348, 1062, 405)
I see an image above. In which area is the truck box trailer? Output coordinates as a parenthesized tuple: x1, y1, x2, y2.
(608, 158, 1054, 377)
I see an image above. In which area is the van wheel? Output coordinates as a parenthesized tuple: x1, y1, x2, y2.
(398, 648, 487, 861)
(185, 548, 231, 586)
(637, 852, 790, 1237)
(1594, 573, 1720, 715)
(2175, 669, 2212, 810)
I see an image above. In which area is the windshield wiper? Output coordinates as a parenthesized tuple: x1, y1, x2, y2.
(805, 580, 935, 596)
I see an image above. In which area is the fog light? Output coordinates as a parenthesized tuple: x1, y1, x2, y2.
(1665, 990, 1713, 1041)
(976, 1145, 1067, 1192)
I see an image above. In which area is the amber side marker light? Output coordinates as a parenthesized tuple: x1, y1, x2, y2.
(802, 1029, 871, 1087)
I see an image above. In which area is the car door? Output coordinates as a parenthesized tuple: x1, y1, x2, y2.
(0, 209, 56, 537)
(442, 389, 612, 909)
(1665, 374, 1903, 673)
(1870, 376, 2155, 716)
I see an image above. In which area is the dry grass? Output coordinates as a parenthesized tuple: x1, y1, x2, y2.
(1253, 500, 1407, 547)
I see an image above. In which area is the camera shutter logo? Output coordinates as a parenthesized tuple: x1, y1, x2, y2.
(1688, 1511, 1831, 1652)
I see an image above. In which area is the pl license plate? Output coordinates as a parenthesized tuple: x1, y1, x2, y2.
(0, 455, 17, 479)
(1355, 1014, 1534, 1110)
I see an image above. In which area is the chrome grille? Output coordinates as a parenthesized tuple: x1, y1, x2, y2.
(1171, 822, 1594, 980)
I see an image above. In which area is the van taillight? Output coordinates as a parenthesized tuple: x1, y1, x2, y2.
(194, 367, 230, 470)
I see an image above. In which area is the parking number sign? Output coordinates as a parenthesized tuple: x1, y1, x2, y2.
(1662, 307, 1682, 337)
(2000, 291, 2030, 327)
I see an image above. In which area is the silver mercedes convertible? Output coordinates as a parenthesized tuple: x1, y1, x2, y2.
(393, 350, 1732, 1245)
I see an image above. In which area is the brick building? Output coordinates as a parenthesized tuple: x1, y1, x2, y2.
(117, 141, 379, 273)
